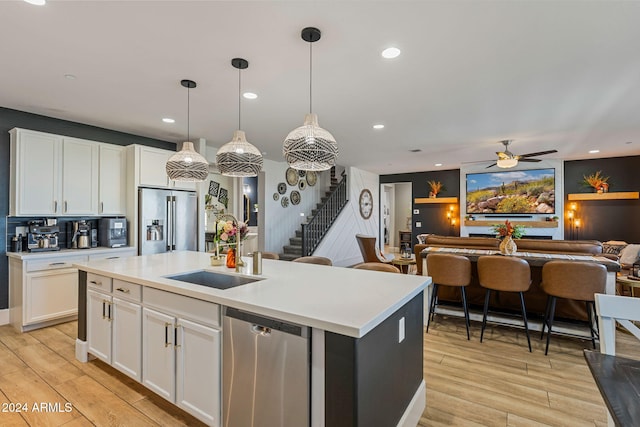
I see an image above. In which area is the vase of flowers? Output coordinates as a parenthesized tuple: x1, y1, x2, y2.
(491, 220, 525, 255)
(214, 215, 249, 268)
(427, 180, 444, 198)
(582, 171, 610, 193)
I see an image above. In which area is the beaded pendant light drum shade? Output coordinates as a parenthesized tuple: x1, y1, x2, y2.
(283, 27, 338, 171)
(216, 58, 263, 177)
(166, 79, 209, 182)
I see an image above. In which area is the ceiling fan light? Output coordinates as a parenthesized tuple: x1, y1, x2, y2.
(166, 141, 209, 181)
(496, 158, 518, 168)
(216, 130, 263, 177)
(283, 113, 338, 171)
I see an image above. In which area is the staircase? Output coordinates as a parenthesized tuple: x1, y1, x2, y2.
(279, 169, 347, 261)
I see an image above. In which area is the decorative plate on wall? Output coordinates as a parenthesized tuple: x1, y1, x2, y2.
(298, 170, 306, 177)
(298, 180, 307, 191)
(306, 171, 317, 186)
(273, 192, 280, 201)
(277, 182, 287, 194)
(286, 168, 299, 186)
(281, 196, 289, 208)
(290, 190, 301, 205)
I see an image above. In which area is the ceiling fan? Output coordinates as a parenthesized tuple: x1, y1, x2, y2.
(486, 140, 558, 169)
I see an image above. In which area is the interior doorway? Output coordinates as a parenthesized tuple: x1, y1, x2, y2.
(380, 182, 412, 254)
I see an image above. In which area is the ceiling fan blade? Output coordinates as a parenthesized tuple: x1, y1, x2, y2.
(485, 163, 497, 169)
(518, 158, 542, 162)
(496, 152, 510, 159)
(518, 149, 558, 158)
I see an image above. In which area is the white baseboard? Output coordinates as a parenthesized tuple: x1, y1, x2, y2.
(397, 380, 426, 427)
(0, 309, 9, 325)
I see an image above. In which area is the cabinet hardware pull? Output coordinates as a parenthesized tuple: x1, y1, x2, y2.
(106, 257, 119, 259)
(54, 200, 57, 212)
(64, 201, 68, 213)
(175, 324, 181, 348)
(107, 302, 112, 321)
(90, 280, 102, 285)
(164, 322, 172, 347)
(100, 202, 104, 213)
(116, 287, 130, 293)
(49, 262, 66, 266)
(102, 300, 107, 319)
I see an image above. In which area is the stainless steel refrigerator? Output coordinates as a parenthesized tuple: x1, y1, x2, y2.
(138, 188, 198, 255)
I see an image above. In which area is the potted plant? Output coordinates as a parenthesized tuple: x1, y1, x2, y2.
(427, 180, 444, 198)
(582, 171, 610, 193)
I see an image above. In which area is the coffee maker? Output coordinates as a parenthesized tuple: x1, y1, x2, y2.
(27, 220, 61, 252)
(67, 220, 91, 249)
(99, 218, 128, 248)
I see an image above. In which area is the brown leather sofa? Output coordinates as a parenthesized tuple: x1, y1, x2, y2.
(415, 235, 605, 321)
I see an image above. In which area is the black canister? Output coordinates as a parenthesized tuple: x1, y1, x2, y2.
(11, 236, 21, 252)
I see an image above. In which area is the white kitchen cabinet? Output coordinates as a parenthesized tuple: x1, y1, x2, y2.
(25, 268, 78, 325)
(137, 145, 197, 190)
(62, 137, 99, 215)
(142, 290, 220, 426)
(87, 276, 142, 381)
(98, 143, 127, 215)
(9, 128, 62, 216)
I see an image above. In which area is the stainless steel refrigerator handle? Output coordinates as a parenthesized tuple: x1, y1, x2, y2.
(166, 196, 172, 251)
(172, 196, 177, 250)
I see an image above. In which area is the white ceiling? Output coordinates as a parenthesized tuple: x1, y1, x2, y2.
(2, 0, 640, 174)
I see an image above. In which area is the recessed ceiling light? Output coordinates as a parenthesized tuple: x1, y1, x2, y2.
(381, 47, 401, 59)
(162, 118, 175, 123)
(435, 163, 443, 167)
(243, 92, 258, 100)
(24, 0, 46, 5)
(64, 74, 76, 80)
(588, 149, 600, 154)
(373, 124, 385, 130)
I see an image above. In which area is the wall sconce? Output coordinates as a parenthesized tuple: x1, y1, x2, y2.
(446, 205, 457, 227)
(566, 202, 580, 239)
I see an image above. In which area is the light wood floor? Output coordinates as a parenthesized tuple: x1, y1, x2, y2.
(0, 319, 637, 426)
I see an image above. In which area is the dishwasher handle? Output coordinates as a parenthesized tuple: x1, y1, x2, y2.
(225, 307, 309, 338)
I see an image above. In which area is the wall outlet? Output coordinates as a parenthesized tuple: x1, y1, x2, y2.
(398, 317, 405, 343)
(415, 222, 422, 228)
(413, 209, 419, 214)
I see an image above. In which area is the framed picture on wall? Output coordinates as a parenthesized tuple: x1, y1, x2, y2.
(208, 180, 220, 197)
(218, 187, 228, 208)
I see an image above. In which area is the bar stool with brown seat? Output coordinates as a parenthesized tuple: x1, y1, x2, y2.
(540, 260, 607, 355)
(478, 255, 532, 352)
(292, 256, 332, 266)
(353, 263, 400, 273)
(426, 253, 472, 340)
(260, 252, 280, 260)
(355, 234, 393, 264)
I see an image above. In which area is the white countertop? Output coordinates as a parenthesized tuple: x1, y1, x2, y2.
(6, 246, 135, 260)
(74, 251, 430, 338)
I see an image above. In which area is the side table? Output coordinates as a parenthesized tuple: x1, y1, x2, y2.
(392, 256, 417, 274)
(616, 274, 640, 297)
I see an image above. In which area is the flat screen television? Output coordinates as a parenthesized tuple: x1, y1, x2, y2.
(466, 168, 555, 214)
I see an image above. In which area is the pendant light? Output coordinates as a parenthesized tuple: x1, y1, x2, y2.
(216, 58, 263, 177)
(166, 79, 209, 182)
(283, 27, 338, 171)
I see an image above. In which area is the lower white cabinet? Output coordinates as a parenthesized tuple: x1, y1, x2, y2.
(87, 277, 142, 382)
(25, 268, 78, 325)
(142, 307, 221, 426)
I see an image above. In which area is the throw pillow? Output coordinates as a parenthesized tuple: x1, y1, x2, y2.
(602, 243, 628, 256)
(619, 244, 640, 268)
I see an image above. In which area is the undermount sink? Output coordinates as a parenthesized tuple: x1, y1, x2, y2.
(164, 270, 262, 290)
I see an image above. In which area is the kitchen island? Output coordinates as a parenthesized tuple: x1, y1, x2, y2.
(74, 251, 430, 427)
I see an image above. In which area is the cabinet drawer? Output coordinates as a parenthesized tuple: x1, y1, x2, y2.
(88, 249, 136, 261)
(113, 279, 141, 302)
(26, 255, 87, 273)
(87, 273, 112, 292)
(144, 287, 220, 328)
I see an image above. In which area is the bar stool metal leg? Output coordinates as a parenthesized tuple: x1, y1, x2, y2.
(519, 291, 532, 352)
(586, 301, 596, 349)
(461, 286, 470, 340)
(541, 295, 551, 339)
(480, 289, 491, 343)
(426, 283, 439, 332)
(544, 296, 557, 355)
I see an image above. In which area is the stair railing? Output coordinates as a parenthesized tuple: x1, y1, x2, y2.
(301, 171, 348, 256)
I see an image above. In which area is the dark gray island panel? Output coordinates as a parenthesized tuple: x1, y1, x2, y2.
(325, 292, 423, 426)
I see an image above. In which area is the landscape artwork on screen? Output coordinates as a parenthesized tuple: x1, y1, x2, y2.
(466, 168, 555, 214)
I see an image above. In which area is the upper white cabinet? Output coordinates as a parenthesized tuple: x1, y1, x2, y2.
(10, 128, 63, 215)
(9, 128, 127, 216)
(99, 144, 127, 215)
(62, 137, 99, 215)
(137, 145, 197, 190)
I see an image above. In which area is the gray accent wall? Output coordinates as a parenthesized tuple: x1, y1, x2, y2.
(0, 107, 174, 309)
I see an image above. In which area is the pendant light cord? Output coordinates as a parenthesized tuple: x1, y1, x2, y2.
(238, 67, 242, 130)
(309, 41, 313, 114)
(187, 85, 190, 142)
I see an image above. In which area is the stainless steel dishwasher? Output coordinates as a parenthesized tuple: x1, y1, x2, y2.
(223, 307, 310, 427)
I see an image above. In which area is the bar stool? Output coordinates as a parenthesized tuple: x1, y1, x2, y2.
(426, 253, 472, 339)
(540, 261, 607, 355)
(260, 252, 280, 260)
(353, 263, 401, 273)
(292, 256, 332, 266)
(478, 255, 532, 352)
